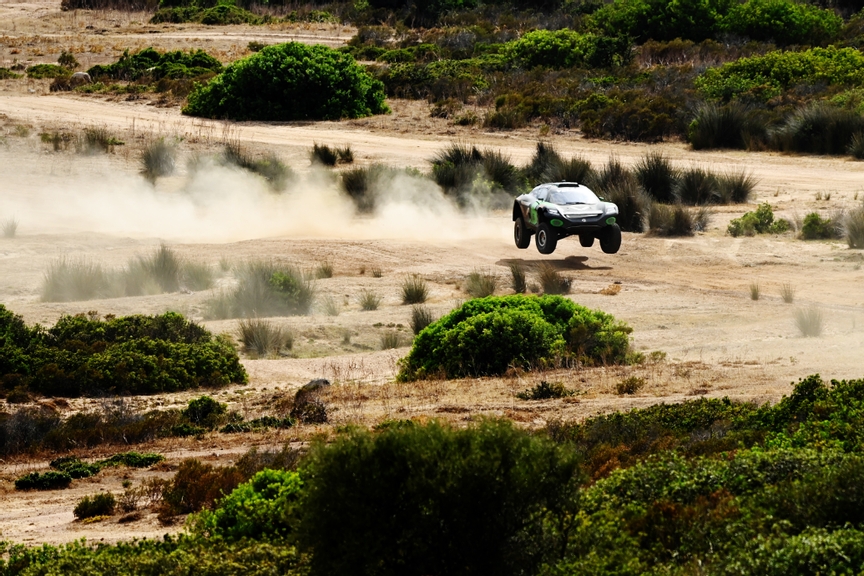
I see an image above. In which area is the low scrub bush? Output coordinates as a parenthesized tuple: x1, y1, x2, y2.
(401, 275, 428, 304)
(51, 456, 101, 478)
(728, 203, 789, 236)
(184, 43, 389, 121)
(849, 132, 864, 159)
(26, 63, 68, 79)
(15, 471, 72, 490)
(675, 167, 720, 205)
(505, 29, 631, 69)
(358, 289, 382, 311)
(100, 452, 165, 468)
(800, 212, 841, 240)
(648, 203, 699, 236)
(397, 295, 632, 379)
(78, 126, 123, 155)
(221, 142, 295, 192)
(749, 282, 761, 300)
(0, 306, 246, 397)
(720, 0, 842, 46)
(716, 170, 756, 204)
(688, 102, 766, 150)
(380, 332, 402, 349)
(516, 380, 574, 400)
(182, 395, 227, 430)
(588, 0, 729, 42)
(431, 143, 521, 205)
(577, 88, 683, 142)
(300, 419, 581, 576)
(88, 47, 222, 82)
(74, 493, 116, 519)
(41, 258, 112, 302)
(310, 143, 353, 166)
(604, 178, 651, 232)
(538, 263, 571, 295)
(509, 263, 527, 294)
(616, 375, 646, 394)
(140, 138, 176, 183)
(795, 306, 824, 337)
(780, 283, 795, 303)
(772, 105, 864, 156)
(160, 458, 246, 517)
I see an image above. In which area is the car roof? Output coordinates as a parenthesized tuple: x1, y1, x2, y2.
(533, 182, 594, 192)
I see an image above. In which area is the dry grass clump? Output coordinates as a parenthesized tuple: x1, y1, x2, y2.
(42, 258, 112, 302)
(2, 217, 18, 238)
(401, 275, 429, 304)
(311, 143, 353, 166)
(795, 307, 824, 337)
(78, 126, 123, 155)
(538, 263, 571, 295)
(509, 263, 526, 294)
(634, 152, 678, 203)
(410, 305, 435, 335)
(647, 204, 697, 236)
(380, 332, 402, 350)
(222, 141, 295, 192)
(846, 206, 864, 249)
(749, 282, 760, 301)
(237, 319, 293, 357)
(616, 376, 646, 395)
(358, 289, 382, 311)
(206, 261, 314, 319)
(465, 270, 497, 298)
(371, 266, 383, 278)
(780, 283, 795, 303)
(315, 261, 334, 279)
(140, 138, 176, 183)
(321, 295, 341, 316)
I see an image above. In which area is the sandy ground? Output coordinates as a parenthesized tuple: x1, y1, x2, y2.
(1, 1, 864, 547)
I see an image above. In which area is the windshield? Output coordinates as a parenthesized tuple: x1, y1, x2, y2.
(548, 187, 599, 205)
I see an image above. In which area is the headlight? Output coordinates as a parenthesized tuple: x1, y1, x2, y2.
(546, 207, 561, 217)
(604, 204, 618, 215)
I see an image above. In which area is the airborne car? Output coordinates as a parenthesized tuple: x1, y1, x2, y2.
(513, 182, 621, 255)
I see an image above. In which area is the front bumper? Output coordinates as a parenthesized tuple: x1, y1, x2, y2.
(547, 213, 617, 235)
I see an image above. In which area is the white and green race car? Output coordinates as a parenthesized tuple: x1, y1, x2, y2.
(512, 182, 621, 255)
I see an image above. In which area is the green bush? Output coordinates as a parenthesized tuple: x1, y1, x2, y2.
(15, 471, 72, 490)
(50, 456, 101, 478)
(688, 101, 767, 150)
(299, 419, 581, 576)
(191, 469, 302, 541)
(397, 295, 632, 380)
(771, 104, 864, 155)
(0, 307, 246, 397)
(727, 203, 789, 236)
(800, 212, 840, 239)
(516, 380, 574, 400)
(183, 395, 228, 429)
(73, 493, 116, 519)
(589, 0, 732, 42)
(505, 29, 631, 69)
(720, 0, 842, 46)
(161, 458, 246, 516)
(88, 47, 222, 81)
(183, 43, 389, 121)
(695, 46, 864, 102)
(577, 88, 683, 142)
(26, 64, 69, 79)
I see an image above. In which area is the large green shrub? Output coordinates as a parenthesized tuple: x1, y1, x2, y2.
(696, 46, 864, 102)
(183, 43, 390, 121)
(397, 295, 632, 380)
(0, 307, 246, 397)
(191, 469, 302, 541)
(720, 0, 842, 46)
(505, 29, 631, 69)
(589, 0, 732, 42)
(299, 419, 581, 576)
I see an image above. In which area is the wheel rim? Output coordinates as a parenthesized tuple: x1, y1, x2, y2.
(538, 229, 546, 247)
(515, 222, 522, 243)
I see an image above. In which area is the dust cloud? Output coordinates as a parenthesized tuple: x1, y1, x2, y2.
(0, 148, 505, 243)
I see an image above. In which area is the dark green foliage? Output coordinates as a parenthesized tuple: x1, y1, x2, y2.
(299, 419, 581, 576)
(26, 64, 68, 79)
(509, 263, 527, 294)
(577, 88, 683, 142)
(0, 67, 22, 79)
(398, 295, 632, 380)
(674, 167, 720, 205)
(73, 493, 116, 519)
(0, 306, 246, 397)
(720, 0, 842, 46)
(772, 104, 864, 155)
(431, 143, 521, 205)
(183, 43, 389, 121)
(401, 275, 428, 304)
(151, 3, 262, 24)
(506, 29, 631, 69)
(190, 469, 302, 541)
(634, 152, 678, 203)
(15, 471, 72, 490)
(589, 0, 733, 42)
(50, 457, 101, 479)
(716, 170, 756, 203)
(87, 47, 222, 81)
(410, 305, 435, 335)
(516, 380, 574, 400)
(220, 416, 294, 433)
(523, 143, 596, 186)
(688, 102, 767, 150)
(182, 395, 227, 429)
(604, 178, 650, 232)
(728, 202, 789, 236)
(800, 212, 840, 239)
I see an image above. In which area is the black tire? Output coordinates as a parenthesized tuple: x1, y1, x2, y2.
(514, 217, 531, 249)
(535, 223, 558, 254)
(579, 234, 595, 248)
(599, 223, 622, 254)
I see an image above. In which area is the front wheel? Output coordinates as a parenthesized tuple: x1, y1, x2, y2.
(535, 223, 558, 254)
(599, 224, 622, 254)
(514, 218, 531, 249)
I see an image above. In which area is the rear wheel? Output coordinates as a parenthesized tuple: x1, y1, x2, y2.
(535, 223, 558, 254)
(599, 224, 622, 254)
(579, 234, 595, 248)
(514, 217, 531, 249)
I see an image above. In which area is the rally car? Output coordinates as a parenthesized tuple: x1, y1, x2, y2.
(512, 182, 621, 255)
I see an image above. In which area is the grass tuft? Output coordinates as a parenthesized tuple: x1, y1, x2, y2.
(795, 306, 824, 337)
(2, 217, 18, 238)
(634, 152, 678, 203)
(780, 283, 795, 303)
(647, 204, 696, 236)
(237, 319, 292, 357)
(410, 305, 435, 335)
(42, 258, 112, 302)
(140, 138, 175, 183)
(206, 261, 314, 319)
(380, 332, 402, 350)
(321, 295, 341, 316)
(401, 275, 429, 304)
(358, 289, 381, 311)
(516, 381, 573, 400)
(749, 282, 760, 301)
(465, 270, 497, 298)
(616, 376, 645, 395)
(538, 263, 571, 295)
(716, 171, 756, 204)
(846, 206, 864, 249)
(315, 261, 334, 279)
(509, 263, 526, 294)
(675, 167, 719, 205)
(79, 126, 123, 155)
